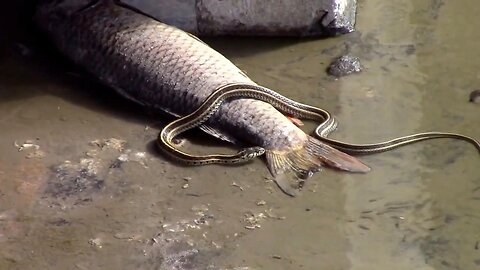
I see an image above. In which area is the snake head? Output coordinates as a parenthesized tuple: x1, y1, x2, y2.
(237, 147, 266, 160)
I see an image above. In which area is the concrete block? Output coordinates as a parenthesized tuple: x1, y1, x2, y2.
(123, 0, 357, 36)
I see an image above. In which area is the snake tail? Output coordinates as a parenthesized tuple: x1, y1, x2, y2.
(266, 136, 370, 193)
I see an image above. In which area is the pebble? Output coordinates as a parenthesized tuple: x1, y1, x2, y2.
(327, 55, 363, 77)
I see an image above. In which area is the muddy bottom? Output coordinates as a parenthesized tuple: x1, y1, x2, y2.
(1, 1, 480, 269)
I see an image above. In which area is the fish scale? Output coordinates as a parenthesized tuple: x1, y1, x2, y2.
(35, 0, 370, 192)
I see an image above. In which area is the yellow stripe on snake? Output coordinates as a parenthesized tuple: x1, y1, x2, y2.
(157, 83, 480, 165)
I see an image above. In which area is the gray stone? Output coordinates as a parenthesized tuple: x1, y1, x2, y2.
(327, 55, 362, 77)
(124, 0, 198, 33)
(469, 90, 480, 103)
(123, 0, 357, 36)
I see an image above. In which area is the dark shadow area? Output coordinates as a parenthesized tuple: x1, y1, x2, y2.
(0, 1, 157, 126)
(0, 1, 38, 40)
(203, 36, 323, 58)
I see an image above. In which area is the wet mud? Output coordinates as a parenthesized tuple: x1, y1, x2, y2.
(1, 0, 480, 269)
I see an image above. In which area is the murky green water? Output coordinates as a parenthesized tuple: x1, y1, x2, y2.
(1, 0, 479, 269)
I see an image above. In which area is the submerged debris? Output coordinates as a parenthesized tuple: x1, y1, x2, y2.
(264, 209, 286, 220)
(144, 219, 223, 270)
(25, 150, 45, 159)
(113, 150, 149, 168)
(255, 200, 266, 206)
(243, 211, 267, 230)
(90, 138, 127, 151)
(14, 140, 39, 151)
(231, 182, 244, 191)
(191, 204, 209, 213)
(45, 159, 105, 200)
(327, 55, 363, 77)
(88, 237, 103, 249)
(44, 138, 149, 205)
(14, 140, 45, 159)
(113, 232, 142, 241)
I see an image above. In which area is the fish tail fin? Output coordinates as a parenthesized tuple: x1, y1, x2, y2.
(266, 136, 370, 196)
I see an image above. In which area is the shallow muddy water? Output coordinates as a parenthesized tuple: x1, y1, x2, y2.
(1, 0, 479, 269)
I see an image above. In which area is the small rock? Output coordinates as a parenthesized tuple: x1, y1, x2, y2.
(255, 200, 266, 206)
(88, 238, 102, 248)
(469, 90, 480, 103)
(327, 55, 363, 77)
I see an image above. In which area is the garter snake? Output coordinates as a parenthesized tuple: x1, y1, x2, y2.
(157, 83, 480, 164)
(157, 83, 338, 165)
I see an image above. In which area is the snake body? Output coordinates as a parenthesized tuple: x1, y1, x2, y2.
(157, 83, 480, 164)
(157, 83, 338, 165)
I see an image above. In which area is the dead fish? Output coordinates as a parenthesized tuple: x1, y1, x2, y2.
(35, 0, 369, 194)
